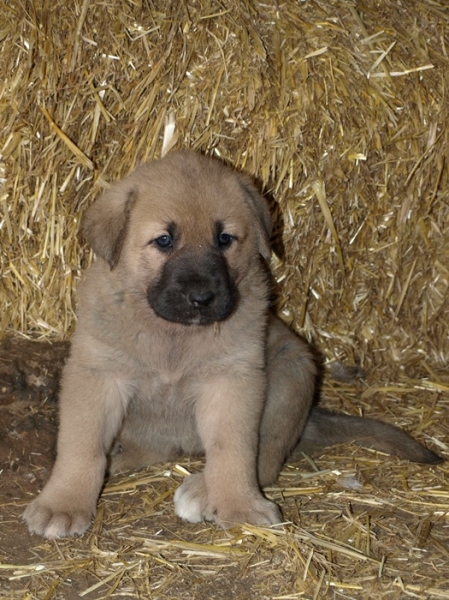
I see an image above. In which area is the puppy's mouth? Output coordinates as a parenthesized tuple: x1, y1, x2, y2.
(149, 289, 238, 325)
(147, 250, 239, 326)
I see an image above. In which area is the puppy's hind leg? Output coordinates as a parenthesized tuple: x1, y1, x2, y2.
(23, 361, 131, 539)
(258, 316, 317, 487)
(109, 438, 174, 473)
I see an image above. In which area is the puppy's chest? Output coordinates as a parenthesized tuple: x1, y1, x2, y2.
(131, 326, 225, 373)
(130, 342, 224, 416)
(132, 373, 196, 422)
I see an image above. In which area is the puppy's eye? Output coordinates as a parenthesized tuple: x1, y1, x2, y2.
(154, 234, 173, 250)
(217, 232, 234, 248)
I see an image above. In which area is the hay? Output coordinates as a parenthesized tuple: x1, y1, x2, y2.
(1, 0, 449, 598)
(2, 0, 449, 379)
(2, 445, 449, 598)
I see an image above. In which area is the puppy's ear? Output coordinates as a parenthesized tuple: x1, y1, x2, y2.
(238, 176, 272, 260)
(82, 180, 137, 269)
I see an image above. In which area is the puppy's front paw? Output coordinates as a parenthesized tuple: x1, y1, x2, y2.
(174, 473, 282, 528)
(174, 473, 214, 523)
(215, 496, 282, 529)
(23, 495, 94, 539)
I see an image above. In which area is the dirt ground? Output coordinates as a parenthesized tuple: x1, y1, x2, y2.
(0, 338, 62, 569)
(1, 337, 449, 600)
(0, 339, 295, 599)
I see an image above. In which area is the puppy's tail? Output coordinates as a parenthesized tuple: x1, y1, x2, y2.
(292, 407, 443, 464)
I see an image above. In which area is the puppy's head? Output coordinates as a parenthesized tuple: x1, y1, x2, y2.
(82, 151, 272, 326)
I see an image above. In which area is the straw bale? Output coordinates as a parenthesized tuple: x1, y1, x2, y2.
(1, 0, 449, 381)
(1, 0, 449, 598)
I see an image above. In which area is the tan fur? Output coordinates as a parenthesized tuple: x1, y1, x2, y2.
(23, 151, 440, 539)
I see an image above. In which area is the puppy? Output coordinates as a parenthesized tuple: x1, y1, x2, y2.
(23, 151, 441, 539)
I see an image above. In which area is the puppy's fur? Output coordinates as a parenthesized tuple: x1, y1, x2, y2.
(23, 151, 441, 539)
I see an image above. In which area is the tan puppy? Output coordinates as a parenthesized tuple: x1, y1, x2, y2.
(23, 151, 441, 539)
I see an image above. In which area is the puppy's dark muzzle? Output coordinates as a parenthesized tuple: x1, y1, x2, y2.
(189, 290, 215, 308)
(148, 249, 238, 325)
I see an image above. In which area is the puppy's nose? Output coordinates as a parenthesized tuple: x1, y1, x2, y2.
(188, 290, 215, 308)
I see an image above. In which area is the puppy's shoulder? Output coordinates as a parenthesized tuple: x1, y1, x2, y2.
(76, 260, 128, 328)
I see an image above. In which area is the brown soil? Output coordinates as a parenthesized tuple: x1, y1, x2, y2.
(1, 338, 448, 600)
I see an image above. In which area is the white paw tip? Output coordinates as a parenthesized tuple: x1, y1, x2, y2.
(173, 485, 204, 523)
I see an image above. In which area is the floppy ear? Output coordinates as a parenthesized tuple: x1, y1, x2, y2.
(238, 176, 272, 260)
(81, 179, 137, 269)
